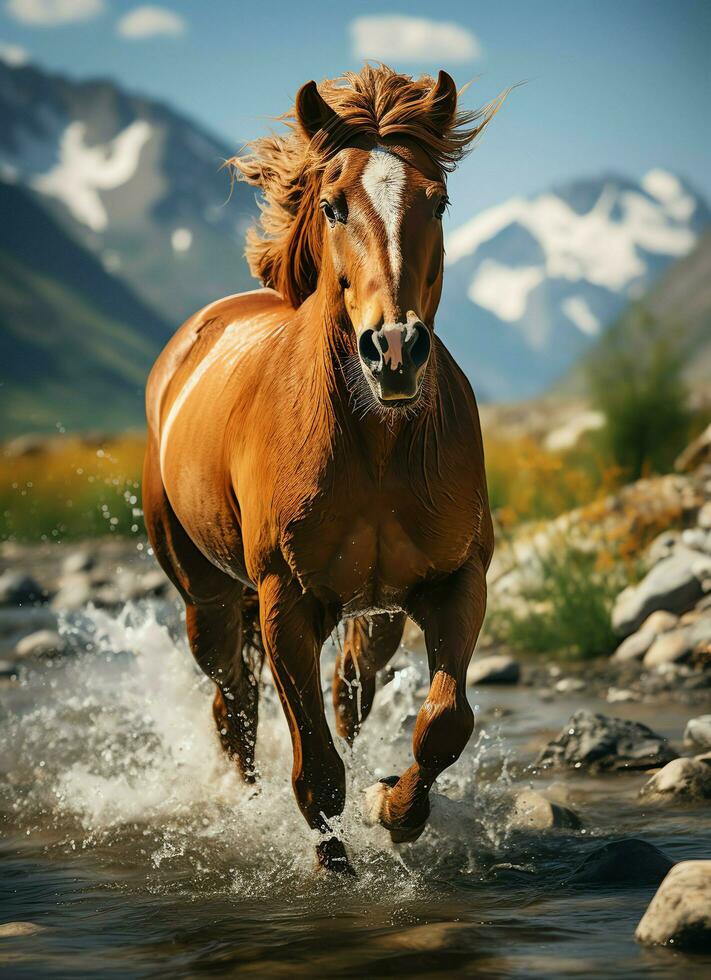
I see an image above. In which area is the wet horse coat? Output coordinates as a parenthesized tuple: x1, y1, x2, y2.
(143, 65, 502, 870)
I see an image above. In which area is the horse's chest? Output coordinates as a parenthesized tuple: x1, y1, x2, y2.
(284, 488, 474, 614)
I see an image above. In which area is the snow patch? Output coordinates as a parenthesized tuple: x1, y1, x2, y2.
(171, 227, 192, 253)
(642, 168, 696, 222)
(561, 296, 601, 336)
(468, 260, 544, 323)
(0, 42, 29, 66)
(31, 119, 152, 232)
(447, 179, 697, 299)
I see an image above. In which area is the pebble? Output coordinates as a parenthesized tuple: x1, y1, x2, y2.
(640, 757, 711, 801)
(567, 839, 674, 886)
(554, 677, 585, 694)
(636, 860, 711, 949)
(467, 654, 520, 686)
(698, 501, 711, 530)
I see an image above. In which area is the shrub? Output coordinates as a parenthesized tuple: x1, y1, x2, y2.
(487, 541, 626, 660)
(587, 310, 692, 481)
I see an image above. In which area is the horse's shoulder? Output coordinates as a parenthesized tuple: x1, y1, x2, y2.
(146, 288, 289, 434)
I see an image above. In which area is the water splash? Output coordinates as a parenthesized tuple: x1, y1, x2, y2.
(1, 600, 518, 898)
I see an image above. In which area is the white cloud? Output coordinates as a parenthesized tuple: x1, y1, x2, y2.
(350, 15, 481, 63)
(0, 41, 29, 64)
(117, 5, 186, 39)
(5, 0, 104, 25)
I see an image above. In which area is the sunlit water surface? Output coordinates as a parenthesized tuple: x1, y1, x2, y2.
(1, 601, 709, 978)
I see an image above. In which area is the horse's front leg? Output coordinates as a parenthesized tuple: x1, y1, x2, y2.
(365, 556, 487, 843)
(258, 571, 352, 873)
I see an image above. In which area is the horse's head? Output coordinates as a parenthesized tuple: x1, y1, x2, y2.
(295, 76, 459, 406)
(233, 65, 506, 411)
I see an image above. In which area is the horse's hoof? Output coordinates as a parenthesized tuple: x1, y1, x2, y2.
(364, 776, 428, 844)
(315, 837, 356, 875)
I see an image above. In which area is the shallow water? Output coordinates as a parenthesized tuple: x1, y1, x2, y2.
(1, 601, 709, 978)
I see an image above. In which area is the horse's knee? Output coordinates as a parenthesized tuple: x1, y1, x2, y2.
(413, 671, 474, 773)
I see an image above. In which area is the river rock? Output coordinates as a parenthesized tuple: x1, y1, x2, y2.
(554, 677, 585, 694)
(0, 921, 47, 937)
(612, 548, 711, 638)
(640, 757, 711, 801)
(0, 571, 45, 606)
(508, 788, 581, 830)
(646, 530, 680, 565)
(0, 659, 17, 679)
(643, 629, 693, 668)
(568, 839, 674, 886)
(61, 549, 95, 575)
(51, 573, 92, 612)
(636, 860, 711, 949)
(467, 655, 520, 686)
(684, 715, 711, 750)
(698, 501, 711, 531)
(14, 629, 66, 659)
(536, 710, 677, 772)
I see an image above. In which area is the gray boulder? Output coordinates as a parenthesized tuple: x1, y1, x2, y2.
(612, 548, 711, 637)
(636, 860, 711, 949)
(684, 715, 711, 751)
(536, 710, 677, 772)
(568, 839, 673, 886)
(508, 789, 581, 830)
(467, 655, 520, 686)
(640, 757, 711, 801)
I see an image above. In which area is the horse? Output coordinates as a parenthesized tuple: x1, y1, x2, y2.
(143, 64, 504, 872)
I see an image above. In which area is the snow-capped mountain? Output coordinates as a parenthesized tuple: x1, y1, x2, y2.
(0, 59, 258, 325)
(438, 172, 710, 400)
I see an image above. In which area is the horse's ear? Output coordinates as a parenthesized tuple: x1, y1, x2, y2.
(429, 70, 458, 130)
(295, 80, 338, 140)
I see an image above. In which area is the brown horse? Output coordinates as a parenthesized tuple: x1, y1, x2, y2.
(143, 65, 502, 872)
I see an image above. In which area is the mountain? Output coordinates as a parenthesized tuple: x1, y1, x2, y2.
(0, 60, 258, 327)
(438, 171, 711, 401)
(560, 230, 711, 397)
(0, 180, 172, 436)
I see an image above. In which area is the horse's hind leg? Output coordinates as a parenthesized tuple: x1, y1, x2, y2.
(142, 438, 262, 781)
(333, 612, 406, 744)
(186, 594, 263, 782)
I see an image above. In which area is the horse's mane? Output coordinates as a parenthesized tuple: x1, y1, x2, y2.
(230, 64, 506, 309)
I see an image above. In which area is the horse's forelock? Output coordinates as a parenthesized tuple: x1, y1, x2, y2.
(229, 64, 508, 308)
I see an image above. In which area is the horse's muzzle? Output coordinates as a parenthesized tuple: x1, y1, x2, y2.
(358, 320, 431, 404)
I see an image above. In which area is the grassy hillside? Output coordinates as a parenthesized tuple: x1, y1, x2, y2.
(0, 181, 171, 436)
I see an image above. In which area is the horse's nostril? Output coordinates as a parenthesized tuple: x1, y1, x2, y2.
(358, 329, 381, 368)
(410, 324, 431, 369)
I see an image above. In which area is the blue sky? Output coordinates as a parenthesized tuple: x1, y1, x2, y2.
(1, 0, 709, 221)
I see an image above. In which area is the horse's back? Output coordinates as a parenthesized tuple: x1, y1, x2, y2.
(145, 287, 287, 438)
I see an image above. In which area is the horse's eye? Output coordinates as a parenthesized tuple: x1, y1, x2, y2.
(434, 196, 449, 220)
(321, 201, 337, 226)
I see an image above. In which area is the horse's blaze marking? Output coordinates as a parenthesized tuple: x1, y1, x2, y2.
(361, 148, 405, 284)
